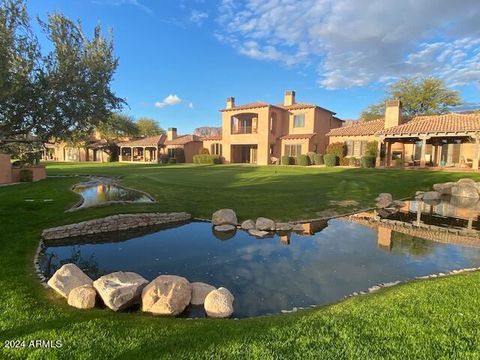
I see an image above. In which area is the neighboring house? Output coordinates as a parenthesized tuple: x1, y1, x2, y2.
(42, 133, 110, 162)
(216, 90, 343, 165)
(327, 100, 480, 169)
(118, 128, 202, 163)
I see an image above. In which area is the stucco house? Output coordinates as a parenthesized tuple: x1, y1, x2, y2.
(327, 100, 480, 169)
(209, 90, 343, 165)
(43, 132, 110, 162)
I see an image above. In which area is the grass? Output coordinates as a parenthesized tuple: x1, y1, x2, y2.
(1, 162, 480, 359)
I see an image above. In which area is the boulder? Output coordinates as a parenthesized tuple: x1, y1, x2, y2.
(415, 191, 424, 200)
(190, 282, 216, 305)
(457, 178, 476, 186)
(204, 287, 234, 318)
(375, 193, 393, 208)
(47, 263, 93, 298)
(377, 208, 395, 218)
(240, 219, 255, 230)
(451, 185, 480, 199)
(248, 229, 270, 238)
(67, 284, 96, 309)
(212, 209, 237, 226)
(255, 217, 276, 231)
(275, 223, 293, 231)
(213, 224, 236, 232)
(93, 271, 148, 311)
(423, 191, 441, 201)
(433, 182, 454, 195)
(142, 275, 191, 316)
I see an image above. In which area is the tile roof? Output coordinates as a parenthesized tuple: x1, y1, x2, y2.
(164, 134, 202, 145)
(220, 101, 336, 114)
(220, 102, 272, 112)
(280, 133, 316, 140)
(277, 103, 336, 114)
(119, 135, 166, 147)
(201, 135, 222, 141)
(377, 113, 480, 135)
(326, 119, 385, 137)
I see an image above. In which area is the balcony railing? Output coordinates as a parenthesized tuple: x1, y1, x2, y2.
(232, 126, 257, 134)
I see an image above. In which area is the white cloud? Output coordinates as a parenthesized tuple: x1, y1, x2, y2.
(216, 0, 480, 89)
(154, 94, 182, 108)
(190, 10, 209, 25)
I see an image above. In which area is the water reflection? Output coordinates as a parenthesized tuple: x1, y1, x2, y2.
(39, 217, 480, 317)
(73, 184, 154, 208)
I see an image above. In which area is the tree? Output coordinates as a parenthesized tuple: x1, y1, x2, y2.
(136, 118, 164, 137)
(0, 0, 124, 148)
(360, 77, 462, 121)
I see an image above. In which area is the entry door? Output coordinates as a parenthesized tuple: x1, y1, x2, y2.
(241, 146, 250, 163)
(250, 147, 258, 164)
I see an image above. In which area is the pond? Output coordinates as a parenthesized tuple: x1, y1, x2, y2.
(38, 212, 480, 318)
(72, 183, 154, 208)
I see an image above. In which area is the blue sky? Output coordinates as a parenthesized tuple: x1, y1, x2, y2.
(29, 0, 480, 133)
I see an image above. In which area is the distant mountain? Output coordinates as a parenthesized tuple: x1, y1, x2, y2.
(193, 127, 222, 137)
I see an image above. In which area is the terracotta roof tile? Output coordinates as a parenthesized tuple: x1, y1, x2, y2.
(164, 134, 202, 145)
(326, 119, 385, 137)
(220, 102, 271, 112)
(280, 133, 316, 140)
(119, 135, 166, 147)
(377, 113, 480, 135)
(201, 135, 222, 141)
(277, 102, 336, 114)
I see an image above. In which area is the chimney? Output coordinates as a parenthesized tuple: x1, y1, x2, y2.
(384, 100, 402, 129)
(167, 127, 177, 141)
(226, 97, 235, 109)
(284, 90, 295, 106)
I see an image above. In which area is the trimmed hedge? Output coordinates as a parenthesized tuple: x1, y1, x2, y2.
(339, 157, 350, 166)
(313, 154, 324, 165)
(19, 169, 33, 182)
(306, 152, 316, 164)
(281, 155, 294, 165)
(296, 154, 311, 166)
(326, 142, 347, 158)
(193, 154, 222, 164)
(168, 157, 177, 164)
(324, 154, 338, 167)
(349, 157, 360, 167)
(361, 155, 376, 168)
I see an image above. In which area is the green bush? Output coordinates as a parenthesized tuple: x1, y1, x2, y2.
(281, 155, 294, 165)
(199, 148, 210, 155)
(296, 154, 311, 166)
(339, 157, 350, 166)
(193, 154, 221, 164)
(19, 169, 33, 182)
(324, 154, 338, 167)
(365, 141, 378, 157)
(159, 155, 169, 164)
(349, 157, 360, 167)
(313, 154, 324, 165)
(361, 155, 376, 168)
(168, 157, 177, 164)
(306, 152, 316, 164)
(326, 142, 347, 158)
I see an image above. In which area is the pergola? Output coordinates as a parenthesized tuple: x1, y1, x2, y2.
(118, 135, 166, 163)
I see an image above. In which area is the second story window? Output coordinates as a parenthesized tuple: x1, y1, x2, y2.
(231, 114, 258, 134)
(293, 114, 305, 128)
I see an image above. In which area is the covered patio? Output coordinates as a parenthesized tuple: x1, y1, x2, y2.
(118, 135, 166, 163)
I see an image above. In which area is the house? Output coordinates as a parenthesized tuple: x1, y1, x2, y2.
(43, 132, 110, 162)
(326, 100, 480, 169)
(118, 128, 202, 163)
(214, 91, 343, 165)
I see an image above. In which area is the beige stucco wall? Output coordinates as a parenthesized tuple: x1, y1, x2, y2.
(0, 153, 12, 184)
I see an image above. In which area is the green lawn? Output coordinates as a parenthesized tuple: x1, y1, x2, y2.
(2, 162, 480, 359)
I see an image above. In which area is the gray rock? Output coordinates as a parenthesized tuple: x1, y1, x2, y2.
(423, 191, 441, 201)
(214, 224, 236, 232)
(47, 263, 93, 298)
(67, 284, 96, 309)
(212, 209, 238, 226)
(375, 193, 393, 208)
(433, 182, 455, 195)
(457, 178, 476, 186)
(451, 185, 480, 199)
(392, 200, 406, 208)
(248, 229, 270, 238)
(240, 219, 255, 230)
(93, 271, 148, 311)
(275, 223, 293, 231)
(255, 217, 276, 231)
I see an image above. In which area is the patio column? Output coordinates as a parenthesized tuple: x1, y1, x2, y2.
(375, 138, 383, 167)
(419, 136, 430, 168)
(386, 141, 392, 167)
(473, 135, 480, 171)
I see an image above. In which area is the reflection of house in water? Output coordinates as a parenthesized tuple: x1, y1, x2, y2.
(377, 226, 393, 250)
(295, 220, 328, 236)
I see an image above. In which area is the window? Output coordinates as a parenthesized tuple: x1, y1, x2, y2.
(168, 148, 175, 158)
(346, 141, 367, 157)
(270, 112, 277, 133)
(293, 114, 305, 128)
(210, 143, 222, 156)
(284, 144, 302, 157)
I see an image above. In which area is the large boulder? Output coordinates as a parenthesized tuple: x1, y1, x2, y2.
(375, 193, 393, 208)
(240, 219, 255, 230)
(93, 271, 148, 311)
(67, 284, 96, 309)
(275, 223, 293, 231)
(457, 178, 476, 186)
(423, 191, 441, 201)
(255, 217, 276, 231)
(190, 282, 216, 306)
(47, 263, 93, 298)
(451, 185, 480, 199)
(212, 209, 237, 226)
(433, 182, 454, 195)
(204, 287, 234, 318)
(142, 275, 191, 316)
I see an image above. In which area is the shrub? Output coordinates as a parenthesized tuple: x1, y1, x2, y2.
(296, 154, 311, 166)
(313, 154, 324, 165)
(339, 157, 350, 166)
(173, 148, 185, 163)
(326, 142, 347, 158)
(365, 141, 378, 157)
(19, 168, 33, 182)
(159, 154, 169, 164)
(193, 154, 222, 164)
(324, 154, 338, 167)
(361, 155, 376, 168)
(306, 152, 316, 164)
(349, 157, 360, 167)
(168, 157, 177, 164)
(281, 155, 294, 165)
(199, 147, 210, 155)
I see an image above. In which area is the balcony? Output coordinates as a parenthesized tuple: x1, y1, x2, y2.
(232, 126, 257, 135)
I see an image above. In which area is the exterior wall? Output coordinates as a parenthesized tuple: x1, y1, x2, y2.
(46, 143, 109, 162)
(281, 138, 310, 157)
(183, 142, 203, 163)
(313, 108, 342, 153)
(11, 166, 46, 182)
(0, 154, 12, 184)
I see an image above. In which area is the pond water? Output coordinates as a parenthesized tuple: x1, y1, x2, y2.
(39, 214, 480, 318)
(73, 184, 153, 208)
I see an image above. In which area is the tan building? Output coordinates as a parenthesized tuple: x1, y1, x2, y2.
(210, 91, 343, 165)
(327, 100, 480, 170)
(43, 137, 110, 162)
